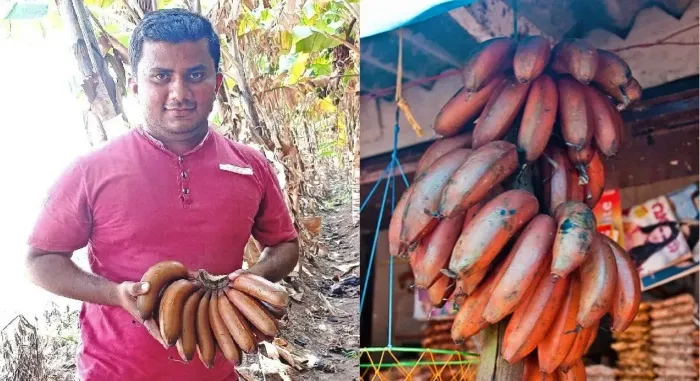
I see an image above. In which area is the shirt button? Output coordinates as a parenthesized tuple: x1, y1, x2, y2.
(182, 188, 189, 194)
(181, 171, 187, 178)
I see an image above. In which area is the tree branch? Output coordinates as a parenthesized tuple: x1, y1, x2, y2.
(322, 31, 359, 54)
(117, 0, 141, 23)
(340, 0, 358, 20)
(224, 34, 276, 151)
(255, 74, 358, 95)
(71, 0, 100, 73)
(88, 11, 130, 65)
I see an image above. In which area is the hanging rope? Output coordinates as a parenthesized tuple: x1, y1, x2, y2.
(358, 117, 410, 313)
(359, 29, 414, 348)
(394, 29, 424, 137)
(512, 0, 519, 41)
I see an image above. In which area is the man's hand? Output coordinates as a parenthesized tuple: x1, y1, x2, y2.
(114, 281, 169, 349)
(231, 239, 299, 284)
(227, 269, 247, 284)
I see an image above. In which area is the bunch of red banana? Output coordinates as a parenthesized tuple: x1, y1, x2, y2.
(136, 261, 289, 368)
(389, 132, 642, 380)
(433, 36, 640, 180)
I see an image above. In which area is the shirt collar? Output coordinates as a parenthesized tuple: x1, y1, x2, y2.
(136, 125, 211, 156)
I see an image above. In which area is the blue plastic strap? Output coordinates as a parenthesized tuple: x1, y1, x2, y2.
(359, 160, 394, 313)
(359, 110, 412, 348)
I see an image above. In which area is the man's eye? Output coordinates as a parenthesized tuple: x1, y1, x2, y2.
(190, 72, 204, 80)
(153, 73, 167, 81)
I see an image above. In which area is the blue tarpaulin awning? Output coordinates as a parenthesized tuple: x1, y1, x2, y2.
(2, 2, 49, 20)
(359, 0, 476, 39)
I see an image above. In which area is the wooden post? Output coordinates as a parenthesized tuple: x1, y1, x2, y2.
(477, 320, 525, 380)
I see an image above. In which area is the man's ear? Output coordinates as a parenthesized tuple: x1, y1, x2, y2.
(215, 72, 223, 93)
(129, 76, 138, 96)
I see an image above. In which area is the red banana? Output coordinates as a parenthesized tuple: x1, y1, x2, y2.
(411, 213, 466, 289)
(433, 75, 504, 137)
(592, 49, 632, 89)
(551, 201, 597, 279)
(584, 83, 623, 157)
(577, 234, 618, 329)
(415, 133, 472, 177)
(388, 185, 412, 257)
(541, 144, 584, 214)
(461, 37, 516, 92)
(450, 243, 516, 343)
(538, 273, 581, 373)
(583, 150, 605, 208)
(501, 269, 570, 363)
(438, 140, 519, 219)
(603, 234, 641, 332)
(557, 76, 593, 150)
(518, 74, 558, 162)
(427, 274, 456, 308)
(551, 39, 599, 84)
(482, 214, 556, 323)
(524, 352, 556, 381)
(448, 189, 539, 281)
(400, 148, 472, 248)
(513, 35, 551, 84)
(472, 77, 531, 149)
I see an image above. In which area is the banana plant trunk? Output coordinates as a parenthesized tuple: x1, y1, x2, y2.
(57, 0, 122, 145)
(226, 28, 314, 255)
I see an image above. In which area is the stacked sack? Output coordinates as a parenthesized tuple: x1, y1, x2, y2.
(584, 364, 617, 381)
(421, 320, 479, 353)
(648, 293, 699, 381)
(416, 320, 478, 381)
(611, 302, 654, 380)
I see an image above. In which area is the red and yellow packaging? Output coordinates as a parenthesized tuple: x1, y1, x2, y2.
(592, 189, 625, 247)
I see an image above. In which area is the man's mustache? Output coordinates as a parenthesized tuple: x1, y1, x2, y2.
(164, 101, 196, 110)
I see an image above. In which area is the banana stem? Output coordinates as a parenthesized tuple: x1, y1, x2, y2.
(476, 147, 532, 381)
(194, 270, 230, 290)
(476, 319, 524, 380)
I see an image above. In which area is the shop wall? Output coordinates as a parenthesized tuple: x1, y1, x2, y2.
(619, 175, 700, 209)
(368, 230, 425, 347)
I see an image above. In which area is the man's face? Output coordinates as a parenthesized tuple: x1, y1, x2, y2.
(130, 39, 222, 136)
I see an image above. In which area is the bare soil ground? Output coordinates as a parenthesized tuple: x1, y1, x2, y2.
(238, 187, 360, 380)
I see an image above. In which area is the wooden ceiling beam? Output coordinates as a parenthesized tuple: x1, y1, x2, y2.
(448, 1, 555, 43)
(397, 29, 463, 68)
(361, 53, 420, 82)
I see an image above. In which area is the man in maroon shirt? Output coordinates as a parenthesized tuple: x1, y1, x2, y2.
(24, 9, 299, 381)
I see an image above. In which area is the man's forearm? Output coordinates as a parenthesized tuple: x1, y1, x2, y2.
(25, 250, 120, 307)
(248, 239, 299, 282)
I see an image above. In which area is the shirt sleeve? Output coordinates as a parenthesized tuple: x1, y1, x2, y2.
(251, 158, 298, 248)
(27, 159, 93, 253)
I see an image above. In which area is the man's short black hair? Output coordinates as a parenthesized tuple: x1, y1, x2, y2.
(129, 8, 221, 76)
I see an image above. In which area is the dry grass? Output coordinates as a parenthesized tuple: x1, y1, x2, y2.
(0, 303, 79, 381)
